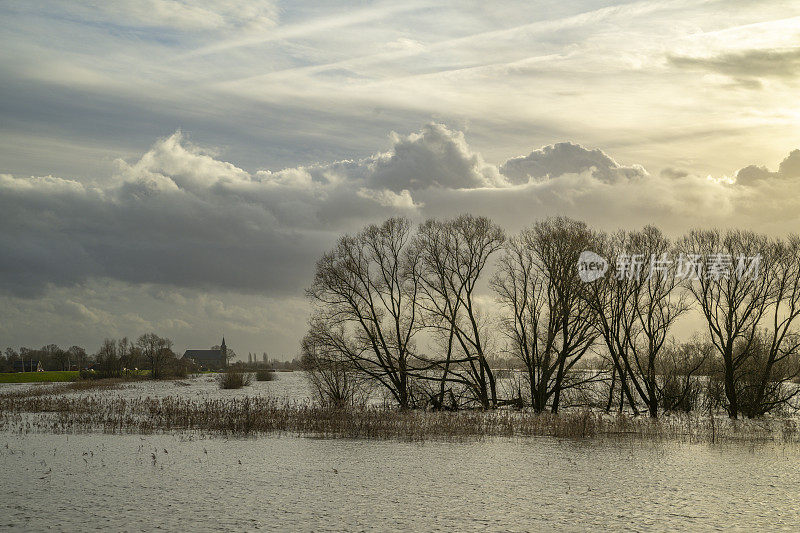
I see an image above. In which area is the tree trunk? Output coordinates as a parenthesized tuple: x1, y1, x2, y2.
(605, 365, 616, 413)
(723, 353, 738, 419)
(551, 352, 567, 413)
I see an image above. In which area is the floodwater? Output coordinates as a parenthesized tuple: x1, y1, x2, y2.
(1, 371, 316, 404)
(2, 375, 800, 531)
(2, 432, 800, 531)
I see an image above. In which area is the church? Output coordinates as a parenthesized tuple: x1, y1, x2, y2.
(182, 337, 228, 369)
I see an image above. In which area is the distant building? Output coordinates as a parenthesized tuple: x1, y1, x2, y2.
(182, 337, 227, 369)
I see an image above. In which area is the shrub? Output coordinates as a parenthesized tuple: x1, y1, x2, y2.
(704, 371, 727, 412)
(656, 339, 709, 413)
(164, 359, 189, 379)
(79, 369, 98, 380)
(660, 374, 701, 412)
(217, 370, 252, 389)
(255, 369, 275, 381)
(301, 337, 365, 408)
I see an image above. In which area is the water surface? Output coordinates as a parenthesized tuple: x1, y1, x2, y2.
(2, 431, 798, 531)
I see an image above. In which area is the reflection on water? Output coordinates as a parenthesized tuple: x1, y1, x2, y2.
(2, 430, 799, 531)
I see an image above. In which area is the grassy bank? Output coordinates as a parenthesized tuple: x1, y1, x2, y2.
(0, 371, 79, 383)
(1, 388, 797, 443)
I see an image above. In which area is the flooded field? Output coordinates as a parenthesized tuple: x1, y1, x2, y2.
(0, 371, 316, 404)
(2, 374, 800, 531)
(2, 431, 800, 531)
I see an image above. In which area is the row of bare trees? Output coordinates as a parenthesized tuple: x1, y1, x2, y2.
(2, 345, 89, 372)
(95, 333, 178, 379)
(4, 333, 182, 379)
(303, 216, 800, 418)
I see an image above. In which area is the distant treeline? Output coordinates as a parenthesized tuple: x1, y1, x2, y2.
(3, 333, 185, 379)
(3, 336, 304, 377)
(302, 216, 800, 419)
(3, 344, 90, 373)
(237, 352, 302, 370)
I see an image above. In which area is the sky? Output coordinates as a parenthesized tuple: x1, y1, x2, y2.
(1, 0, 800, 360)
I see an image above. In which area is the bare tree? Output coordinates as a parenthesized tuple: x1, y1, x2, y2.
(302, 216, 800, 419)
(414, 215, 505, 409)
(68, 345, 88, 370)
(625, 226, 692, 417)
(408, 218, 462, 409)
(740, 235, 800, 416)
(492, 234, 547, 410)
(657, 338, 709, 413)
(307, 217, 420, 408)
(96, 339, 122, 377)
(585, 227, 699, 417)
(136, 333, 174, 380)
(43, 344, 68, 370)
(581, 230, 642, 413)
(519, 218, 597, 413)
(117, 337, 137, 374)
(301, 319, 365, 407)
(681, 229, 771, 418)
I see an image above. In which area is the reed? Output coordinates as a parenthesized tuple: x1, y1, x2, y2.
(0, 388, 796, 444)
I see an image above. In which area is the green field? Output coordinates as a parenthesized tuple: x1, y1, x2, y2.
(0, 371, 79, 383)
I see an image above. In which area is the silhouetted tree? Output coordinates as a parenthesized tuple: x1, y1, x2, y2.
(307, 217, 420, 408)
(136, 333, 175, 379)
(414, 215, 505, 409)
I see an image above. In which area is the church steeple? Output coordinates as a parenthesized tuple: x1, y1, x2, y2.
(220, 337, 227, 366)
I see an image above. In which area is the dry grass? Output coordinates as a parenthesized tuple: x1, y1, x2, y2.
(0, 387, 797, 443)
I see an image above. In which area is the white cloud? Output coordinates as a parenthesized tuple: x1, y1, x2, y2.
(735, 149, 800, 185)
(55, 1, 279, 32)
(500, 142, 648, 184)
(367, 124, 506, 191)
(356, 188, 419, 209)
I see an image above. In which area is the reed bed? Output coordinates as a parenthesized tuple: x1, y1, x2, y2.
(0, 388, 797, 443)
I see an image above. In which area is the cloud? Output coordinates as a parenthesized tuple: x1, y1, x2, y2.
(356, 188, 419, 208)
(668, 47, 800, 86)
(500, 142, 647, 184)
(778, 150, 800, 178)
(660, 167, 689, 180)
(3, 123, 800, 304)
(0, 125, 483, 297)
(735, 149, 800, 185)
(366, 123, 506, 191)
(37, 1, 279, 32)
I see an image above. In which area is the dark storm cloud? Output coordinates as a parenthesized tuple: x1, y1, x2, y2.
(3, 124, 800, 300)
(0, 170, 325, 297)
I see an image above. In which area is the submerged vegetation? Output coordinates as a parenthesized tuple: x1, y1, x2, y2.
(0, 373, 800, 444)
(255, 369, 275, 381)
(0, 381, 798, 444)
(217, 370, 252, 389)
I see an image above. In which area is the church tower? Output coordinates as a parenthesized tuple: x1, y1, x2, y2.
(220, 337, 227, 367)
